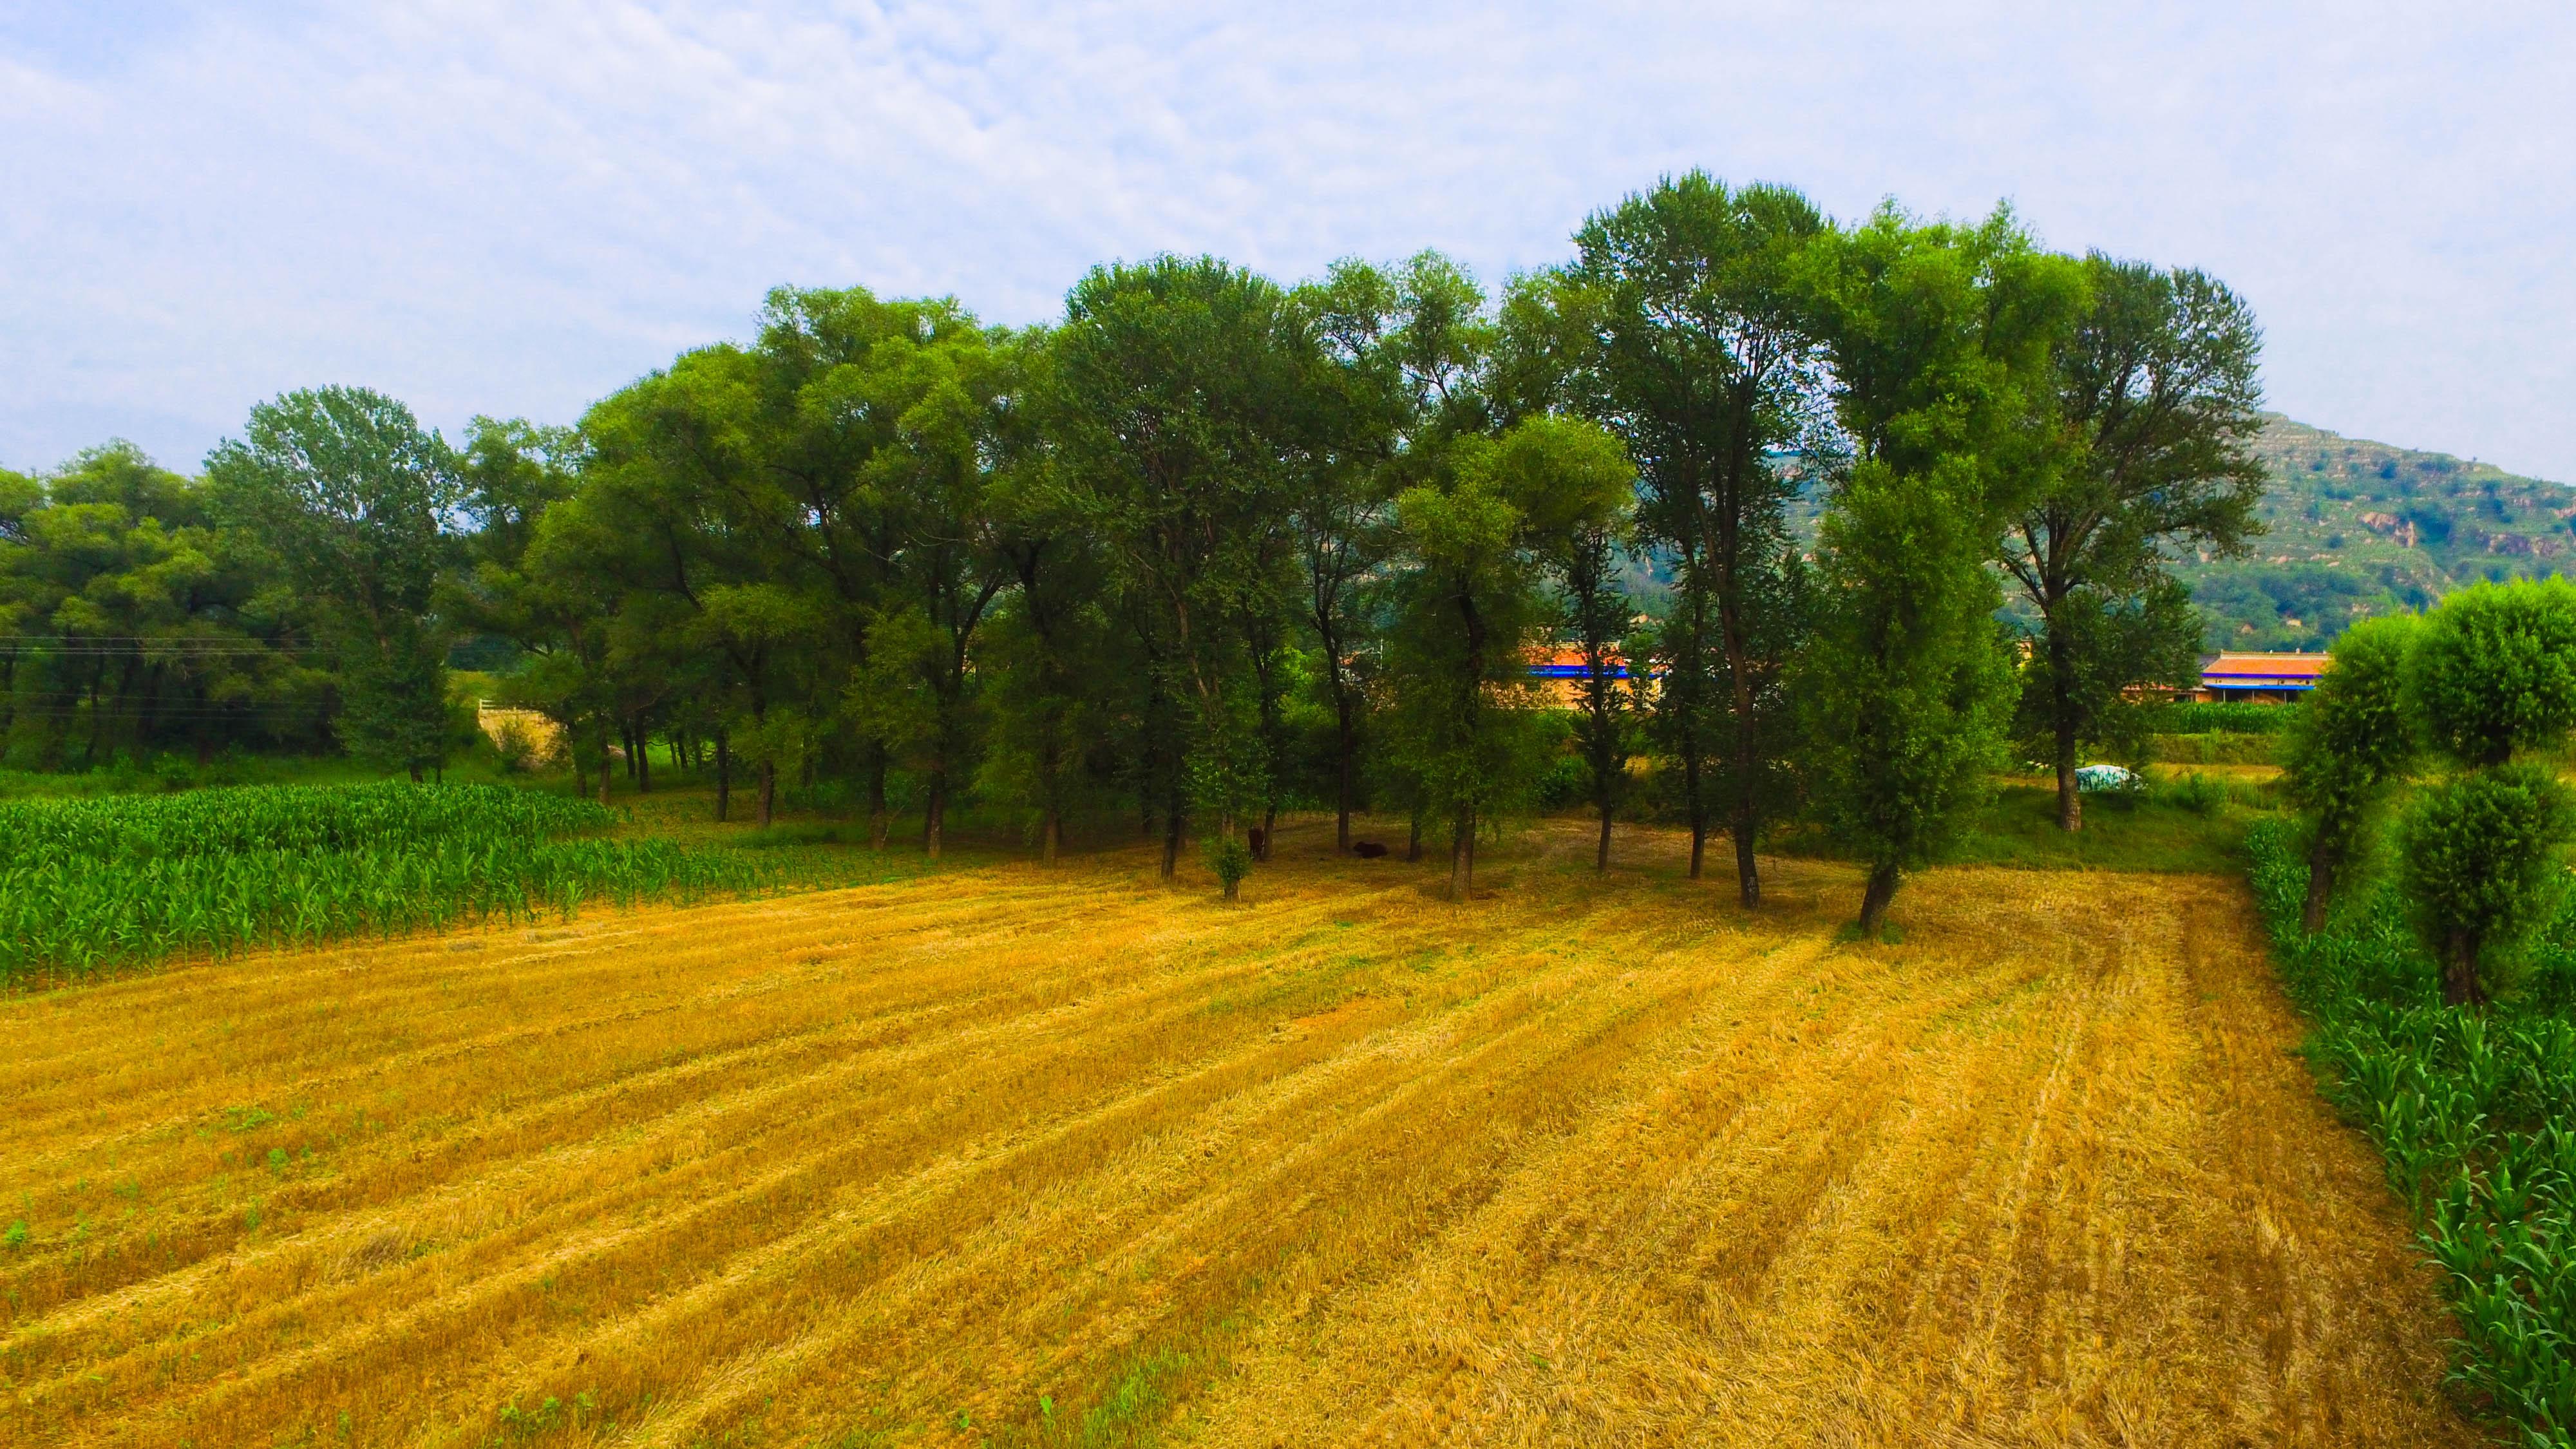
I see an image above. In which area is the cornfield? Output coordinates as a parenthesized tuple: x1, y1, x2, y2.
(0, 782, 786, 981)
(2250, 818, 2576, 1444)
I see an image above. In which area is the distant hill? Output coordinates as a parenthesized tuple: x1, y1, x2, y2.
(2182, 415, 2576, 648)
(1639, 415, 2570, 649)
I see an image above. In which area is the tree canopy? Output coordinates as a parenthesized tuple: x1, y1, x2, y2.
(6, 178, 2282, 925)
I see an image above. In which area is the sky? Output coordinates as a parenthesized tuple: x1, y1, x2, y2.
(3, 1, 2571, 480)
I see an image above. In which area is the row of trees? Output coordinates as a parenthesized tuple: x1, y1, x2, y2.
(0, 443, 339, 767)
(2290, 578, 2576, 1005)
(3, 174, 2269, 926)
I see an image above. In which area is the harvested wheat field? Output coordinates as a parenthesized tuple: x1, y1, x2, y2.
(1, 819, 2478, 1448)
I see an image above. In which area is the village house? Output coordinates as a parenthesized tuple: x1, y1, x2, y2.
(2184, 650, 2329, 704)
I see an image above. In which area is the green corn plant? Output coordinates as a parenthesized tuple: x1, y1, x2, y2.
(0, 782, 822, 983)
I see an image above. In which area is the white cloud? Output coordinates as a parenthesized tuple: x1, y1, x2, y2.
(3, 1, 2571, 478)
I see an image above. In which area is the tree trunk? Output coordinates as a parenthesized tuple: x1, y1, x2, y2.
(867, 744, 889, 850)
(1042, 808, 1061, 864)
(1449, 805, 1473, 902)
(1858, 861, 1902, 936)
(1596, 801, 1613, 873)
(131, 661, 160, 755)
(1222, 813, 1241, 902)
(1724, 637, 1763, 905)
(923, 769, 945, 859)
(82, 661, 106, 768)
(757, 759, 776, 829)
(1406, 809, 1422, 862)
(625, 724, 640, 782)
(1160, 800, 1184, 882)
(635, 726, 652, 793)
(2302, 831, 2337, 934)
(1258, 803, 1277, 862)
(2442, 931, 2485, 1008)
(1683, 751, 1705, 880)
(2054, 710, 2083, 833)
(410, 763, 425, 784)
(714, 731, 731, 823)
(1334, 688, 1357, 853)
(596, 726, 612, 806)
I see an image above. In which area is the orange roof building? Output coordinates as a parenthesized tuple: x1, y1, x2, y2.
(1526, 646, 1638, 708)
(2191, 650, 2328, 703)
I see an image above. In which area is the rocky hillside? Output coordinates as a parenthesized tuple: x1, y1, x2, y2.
(2183, 415, 2576, 648)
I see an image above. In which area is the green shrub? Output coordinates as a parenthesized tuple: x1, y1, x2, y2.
(1204, 834, 1253, 900)
(2163, 772, 2228, 815)
(2401, 766, 2576, 1005)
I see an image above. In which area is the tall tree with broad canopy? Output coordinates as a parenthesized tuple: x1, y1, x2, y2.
(1802, 207, 2090, 933)
(1293, 260, 1407, 853)
(822, 314, 1018, 858)
(206, 387, 463, 781)
(2282, 612, 2417, 932)
(1388, 415, 1631, 901)
(577, 347, 822, 824)
(980, 464, 1110, 863)
(1045, 255, 1310, 895)
(1291, 250, 1506, 855)
(1564, 173, 1829, 905)
(2403, 580, 2576, 1005)
(753, 287, 991, 848)
(1524, 421, 1640, 871)
(2007, 256, 2266, 830)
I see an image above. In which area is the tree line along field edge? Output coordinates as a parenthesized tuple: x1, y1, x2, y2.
(6, 173, 2277, 934)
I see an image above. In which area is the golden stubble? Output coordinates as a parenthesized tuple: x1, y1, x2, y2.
(0, 821, 2477, 1447)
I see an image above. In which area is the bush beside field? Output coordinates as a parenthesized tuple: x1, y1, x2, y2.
(0, 782, 812, 981)
(2251, 819, 2576, 1442)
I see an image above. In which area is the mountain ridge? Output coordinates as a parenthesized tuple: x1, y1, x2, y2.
(2182, 413, 2576, 648)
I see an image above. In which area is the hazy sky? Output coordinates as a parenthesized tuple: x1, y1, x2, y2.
(5, 2, 2571, 480)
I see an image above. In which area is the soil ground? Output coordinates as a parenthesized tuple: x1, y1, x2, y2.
(0, 819, 2478, 1446)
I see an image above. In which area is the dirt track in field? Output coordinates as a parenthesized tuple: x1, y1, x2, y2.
(0, 820, 2479, 1447)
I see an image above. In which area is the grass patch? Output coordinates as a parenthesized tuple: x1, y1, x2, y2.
(1939, 782, 2274, 873)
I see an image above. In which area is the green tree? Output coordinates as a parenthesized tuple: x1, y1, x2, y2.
(2409, 578, 2576, 768)
(2401, 580, 2576, 1004)
(2007, 256, 2266, 829)
(2404, 766, 2574, 1007)
(1293, 260, 1406, 853)
(1520, 419, 1640, 871)
(1803, 208, 2089, 933)
(979, 345, 1112, 864)
(978, 527, 1109, 861)
(0, 443, 322, 768)
(575, 347, 811, 822)
(1046, 255, 1310, 893)
(1387, 416, 1629, 900)
(206, 388, 462, 780)
(1567, 173, 1829, 903)
(769, 289, 1023, 853)
(2282, 613, 2416, 931)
